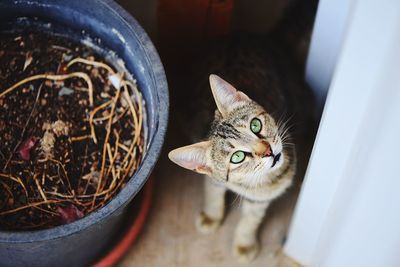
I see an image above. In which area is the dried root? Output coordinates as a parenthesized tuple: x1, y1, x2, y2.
(0, 73, 94, 106)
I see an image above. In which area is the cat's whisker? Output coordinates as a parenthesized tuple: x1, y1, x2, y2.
(279, 124, 295, 145)
(276, 112, 288, 132)
(283, 140, 294, 147)
(282, 136, 295, 145)
(277, 113, 294, 134)
(279, 121, 294, 137)
(281, 134, 294, 143)
(282, 140, 295, 145)
(283, 143, 295, 148)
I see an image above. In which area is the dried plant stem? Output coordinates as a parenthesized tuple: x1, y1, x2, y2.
(32, 206, 58, 216)
(122, 81, 143, 145)
(102, 131, 120, 197)
(121, 81, 144, 169)
(105, 131, 120, 180)
(89, 100, 112, 144)
(34, 174, 48, 202)
(114, 106, 129, 122)
(0, 200, 61, 216)
(70, 135, 92, 142)
(0, 181, 13, 199)
(93, 115, 112, 123)
(106, 144, 117, 179)
(0, 72, 94, 106)
(48, 158, 73, 195)
(104, 144, 118, 196)
(125, 82, 143, 115)
(0, 173, 28, 198)
(125, 147, 139, 179)
(100, 149, 138, 207)
(67, 58, 116, 75)
(122, 86, 139, 139)
(92, 86, 122, 207)
(3, 83, 43, 171)
(92, 107, 128, 123)
(46, 191, 104, 199)
(118, 143, 130, 153)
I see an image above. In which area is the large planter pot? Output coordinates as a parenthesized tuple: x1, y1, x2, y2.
(0, 1, 168, 266)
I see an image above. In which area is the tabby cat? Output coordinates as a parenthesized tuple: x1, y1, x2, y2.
(170, 73, 299, 262)
(168, 12, 315, 262)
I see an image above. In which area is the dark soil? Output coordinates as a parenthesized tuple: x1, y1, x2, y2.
(0, 32, 145, 230)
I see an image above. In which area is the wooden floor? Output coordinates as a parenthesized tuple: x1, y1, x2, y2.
(118, 122, 308, 267)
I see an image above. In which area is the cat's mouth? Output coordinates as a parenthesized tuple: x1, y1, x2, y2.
(271, 152, 282, 168)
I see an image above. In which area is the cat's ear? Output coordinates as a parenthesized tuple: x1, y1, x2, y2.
(168, 141, 212, 175)
(209, 74, 250, 117)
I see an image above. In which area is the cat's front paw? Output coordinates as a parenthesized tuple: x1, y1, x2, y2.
(233, 242, 260, 263)
(195, 211, 222, 234)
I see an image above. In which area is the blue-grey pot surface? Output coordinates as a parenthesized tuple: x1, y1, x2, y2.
(0, 1, 169, 266)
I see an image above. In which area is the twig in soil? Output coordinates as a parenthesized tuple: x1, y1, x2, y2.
(122, 80, 144, 146)
(120, 81, 144, 169)
(106, 144, 117, 187)
(34, 174, 48, 202)
(104, 131, 121, 198)
(92, 85, 122, 207)
(51, 45, 72, 52)
(105, 130, 120, 180)
(0, 181, 13, 200)
(67, 57, 115, 75)
(114, 106, 129, 123)
(122, 84, 139, 140)
(0, 173, 28, 198)
(69, 135, 92, 142)
(117, 143, 130, 153)
(32, 205, 58, 216)
(2, 83, 43, 171)
(0, 199, 62, 216)
(48, 158, 73, 195)
(89, 99, 112, 144)
(0, 72, 94, 106)
(77, 144, 89, 192)
(93, 115, 112, 123)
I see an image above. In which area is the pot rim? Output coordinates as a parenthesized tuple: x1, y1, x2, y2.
(0, 0, 168, 243)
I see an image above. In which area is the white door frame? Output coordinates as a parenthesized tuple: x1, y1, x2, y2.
(284, 0, 400, 266)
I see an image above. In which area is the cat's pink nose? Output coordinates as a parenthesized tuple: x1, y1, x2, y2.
(255, 141, 272, 158)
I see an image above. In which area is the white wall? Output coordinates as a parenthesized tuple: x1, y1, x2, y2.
(284, 0, 400, 266)
(305, 0, 352, 111)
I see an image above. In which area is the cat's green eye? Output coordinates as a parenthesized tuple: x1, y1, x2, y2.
(250, 118, 262, 134)
(230, 151, 246, 164)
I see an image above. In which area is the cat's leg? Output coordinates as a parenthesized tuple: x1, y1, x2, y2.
(195, 176, 227, 234)
(233, 199, 269, 262)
